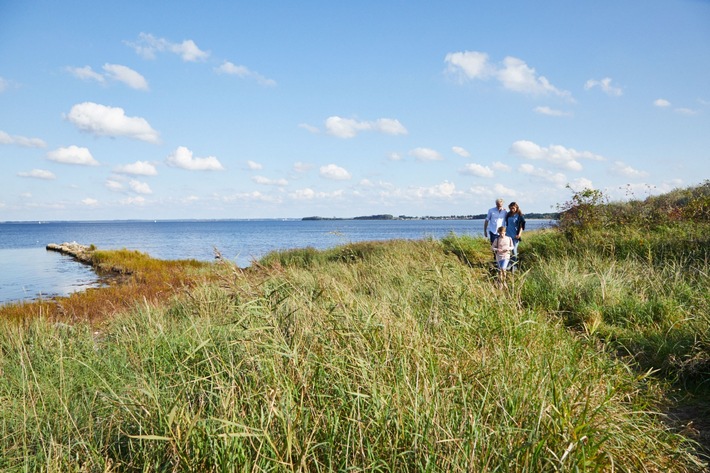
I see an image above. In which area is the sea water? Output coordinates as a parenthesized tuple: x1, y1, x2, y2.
(0, 219, 554, 304)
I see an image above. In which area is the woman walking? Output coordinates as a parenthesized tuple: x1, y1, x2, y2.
(505, 202, 526, 271)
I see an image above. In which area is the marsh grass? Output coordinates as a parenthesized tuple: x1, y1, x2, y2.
(0, 248, 213, 324)
(1, 238, 704, 471)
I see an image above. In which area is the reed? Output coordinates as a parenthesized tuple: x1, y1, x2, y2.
(0, 237, 704, 471)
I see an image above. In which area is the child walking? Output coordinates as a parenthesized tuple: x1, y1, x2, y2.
(491, 226, 514, 288)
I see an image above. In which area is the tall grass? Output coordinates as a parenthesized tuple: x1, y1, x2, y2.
(1, 238, 703, 471)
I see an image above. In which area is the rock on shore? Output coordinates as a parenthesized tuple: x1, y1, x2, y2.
(46, 242, 94, 264)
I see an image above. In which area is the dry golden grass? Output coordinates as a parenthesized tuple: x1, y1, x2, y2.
(0, 247, 216, 325)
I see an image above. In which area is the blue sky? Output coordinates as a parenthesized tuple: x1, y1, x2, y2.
(1, 0, 708, 221)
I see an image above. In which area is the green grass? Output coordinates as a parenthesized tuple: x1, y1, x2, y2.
(1, 236, 705, 471)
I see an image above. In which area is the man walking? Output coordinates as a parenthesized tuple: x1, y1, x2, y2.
(483, 198, 508, 243)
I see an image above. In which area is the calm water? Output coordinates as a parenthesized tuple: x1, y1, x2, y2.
(0, 219, 554, 304)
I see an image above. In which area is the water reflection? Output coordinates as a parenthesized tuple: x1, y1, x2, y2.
(0, 248, 101, 304)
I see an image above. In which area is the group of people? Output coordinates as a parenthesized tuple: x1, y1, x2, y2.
(483, 198, 526, 287)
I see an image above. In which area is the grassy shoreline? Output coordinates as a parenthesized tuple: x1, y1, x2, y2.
(1, 183, 709, 471)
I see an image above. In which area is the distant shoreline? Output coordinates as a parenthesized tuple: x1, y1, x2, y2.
(302, 213, 560, 221)
(1, 214, 560, 225)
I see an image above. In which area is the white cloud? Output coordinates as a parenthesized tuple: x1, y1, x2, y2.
(446, 51, 572, 100)
(120, 196, 146, 206)
(0, 130, 46, 148)
(518, 163, 567, 186)
(461, 163, 494, 178)
(128, 179, 152, 194)
(493, 183, 517, 196)
(0, 76, 9, 92)
(492, 161, 512, 172)
(320, 164, 351, 180)
(534, 106, 572, 117)
(497, 57, 571, 99)
(452, 146, 470, 157)
(126, 33, 209, 62)
(388, 152, 403, 161)
(444, 51, 492, 82)
(610, 161, 649, 179)
(67, 66, 105, 83)
(293, 161, 313, 172)
(569, 177, 594, 191)
(324, 116, 407, 138)
(252, 175, 288, 186)
(290, 188, 316, 200)
(105, 179, 124, 191)
(215, 61, 276, 87)
(68, 64, 148, 90)
(654, 98, 671, 108)
(102, 64, 149, 90)
(114, 161, 158, 176)
(47, 145, 99, 166)
(510, 140, 604, 171)
(675, 107, 699, 115)
(246, 160, 263, 170)
(409, 147, 443, 162)
(412, 181, 457, 198)
(584, 77, 623, 96)
(81, 198, 99, 206)
(18, 169, 56, 180)
(166, 146, 225, 171)
(66, 102, 160, 143)
(299, 123, 320, 134)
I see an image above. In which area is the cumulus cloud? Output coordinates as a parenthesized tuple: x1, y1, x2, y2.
(67, 66, 105, 83)
(534, 106, 572, 117)
(66, 102, 160, 143)
(510, 140, 604, 171)
(246, 160, 263, 170)
(569, 177, 594, 191)
(81, 198, 99, 206)
(412, 181, 457, 199)
(409, 147, 443, 162)
(388, 152, 403, 161)
(105, 179, 124, 191)
(584, 77, 623, 96)
(252, 175, 288, 186)
(445, 50, 572, 100)
(0, 130, 46, 148)
(610, 161, 649, 178)
(114, 161, 158, 176)
(324, 116, 407, 138)
(320, 164, 351, 180)
(293, 162, 313, 173)
(518, 163, 567, 186)
(166, 146, 225, 171)
(492, 161, 512, 172)
(452, 146, 470, 157)
(215, 61, 276, 87)
(126, 33, 209, 62)
(18, 169, 56, 180)
(461, 163, 494, 178)
(47, 145, 99, 166)
(444, 51, 493, 81)
(128, 179, 152, 194)
(102, 64, 149, 90)
(654, 98, 671, 108)
(288, 188, 344, 201)
(67, 64, 148, 90)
